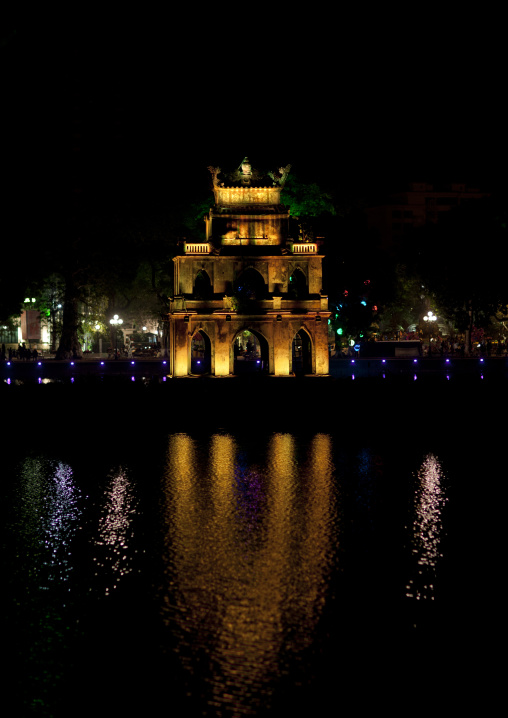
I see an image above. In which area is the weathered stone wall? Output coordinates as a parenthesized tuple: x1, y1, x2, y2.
(216, 186, 281, 205)
(175, 255, 325, 298)
(169, 313, 330, 377)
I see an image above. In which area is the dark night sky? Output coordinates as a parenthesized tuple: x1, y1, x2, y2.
(3, 19, 506, 227)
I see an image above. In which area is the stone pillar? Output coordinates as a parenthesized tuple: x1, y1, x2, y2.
(314, 323, 330, 375)
(214, 319, 230, 376)
(273, 320, 290, 376)
(173, 319, 189, 377)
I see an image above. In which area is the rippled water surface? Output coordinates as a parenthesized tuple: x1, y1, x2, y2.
(3, 400, 497, 716)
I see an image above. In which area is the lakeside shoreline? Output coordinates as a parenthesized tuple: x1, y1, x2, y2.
(2, 357, 504, 437)
(2, 355, 507, 378)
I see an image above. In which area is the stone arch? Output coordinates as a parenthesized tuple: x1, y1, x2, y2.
(190, 327, 212, 374)
(289, 266, 308, 299)
(194, 269, 213, 299)
(231, 326, 270, 375)
(291, 326, 313, 375)
(234, 266, 267, 301)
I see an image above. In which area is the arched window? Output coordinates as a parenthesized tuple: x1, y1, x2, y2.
(234, 268, 267, 304)
(292, 329, 312, 374)
(289, 268, 308, 299)
(194, 270, 212, 299)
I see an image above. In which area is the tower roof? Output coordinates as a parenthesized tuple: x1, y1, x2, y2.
(208, 158, 291, 190)
(208, 158, 291, 208)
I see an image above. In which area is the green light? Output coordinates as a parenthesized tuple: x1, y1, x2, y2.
(337, 328, 343, 335)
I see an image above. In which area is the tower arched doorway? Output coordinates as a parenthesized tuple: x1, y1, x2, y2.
(191, 330, 211, 374)
(292, 328, 313, 375)
(232, 329, 269, 375)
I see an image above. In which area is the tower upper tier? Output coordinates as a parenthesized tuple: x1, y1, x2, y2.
(208, 158, 291, 205)
(206, 158, 292, 248)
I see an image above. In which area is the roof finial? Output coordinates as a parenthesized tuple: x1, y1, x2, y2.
(240, 157, 252, 176)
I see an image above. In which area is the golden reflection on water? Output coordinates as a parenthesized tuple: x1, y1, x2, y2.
(406, 453, 447, 601)
(161, 432, 336, 715)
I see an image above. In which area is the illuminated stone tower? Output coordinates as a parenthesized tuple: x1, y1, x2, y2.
(168, 158, 331, 376)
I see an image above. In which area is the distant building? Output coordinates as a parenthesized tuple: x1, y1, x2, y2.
(366, 182, 489, 247)
(168, 157, 331, 376)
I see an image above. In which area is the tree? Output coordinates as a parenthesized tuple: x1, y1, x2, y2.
(403, 193, 508, 349)
(109, 213, 177, 355)
(323, 208, 387, 344)
(281, 174, 336, 242)
(180, 196, 213, 241)
(374, 265, 427, 338)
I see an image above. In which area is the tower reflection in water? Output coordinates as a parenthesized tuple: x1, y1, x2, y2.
(161, 432, 336, 714)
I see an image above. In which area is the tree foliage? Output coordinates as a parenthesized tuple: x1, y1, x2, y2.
(403, 193, 508, 334)
(281, 174, 336, 241)
(281, 174, 336, 219)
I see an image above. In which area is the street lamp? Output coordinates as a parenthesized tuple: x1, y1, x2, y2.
(423, 311, 437, 356)
(109, 314, 123, 359)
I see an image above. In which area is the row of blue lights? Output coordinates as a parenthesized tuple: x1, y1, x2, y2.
(4, 360, 168, 367)
(350, 357, 492, 365)
(2, 356, 500, 369)
(348, 357, 492, 381)
(350, 374, 486, 380)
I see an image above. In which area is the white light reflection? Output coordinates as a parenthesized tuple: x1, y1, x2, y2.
(43, 462, 82, 588)
(406, 454, 447, 602)
(92, 467, 138, 596)
(16, 458, 82, 591)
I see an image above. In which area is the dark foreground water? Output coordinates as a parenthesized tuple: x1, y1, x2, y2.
(1, 377, 503, 716)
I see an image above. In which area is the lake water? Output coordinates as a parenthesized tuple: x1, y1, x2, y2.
(2, 377, 502, 716)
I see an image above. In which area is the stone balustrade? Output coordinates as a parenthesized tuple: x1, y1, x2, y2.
(184, 243, 211, 254)
(291, 243, 317, 253)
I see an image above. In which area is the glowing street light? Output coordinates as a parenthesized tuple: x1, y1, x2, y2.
(423, 311, 437, 356)
(109, 314, 123, 359)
